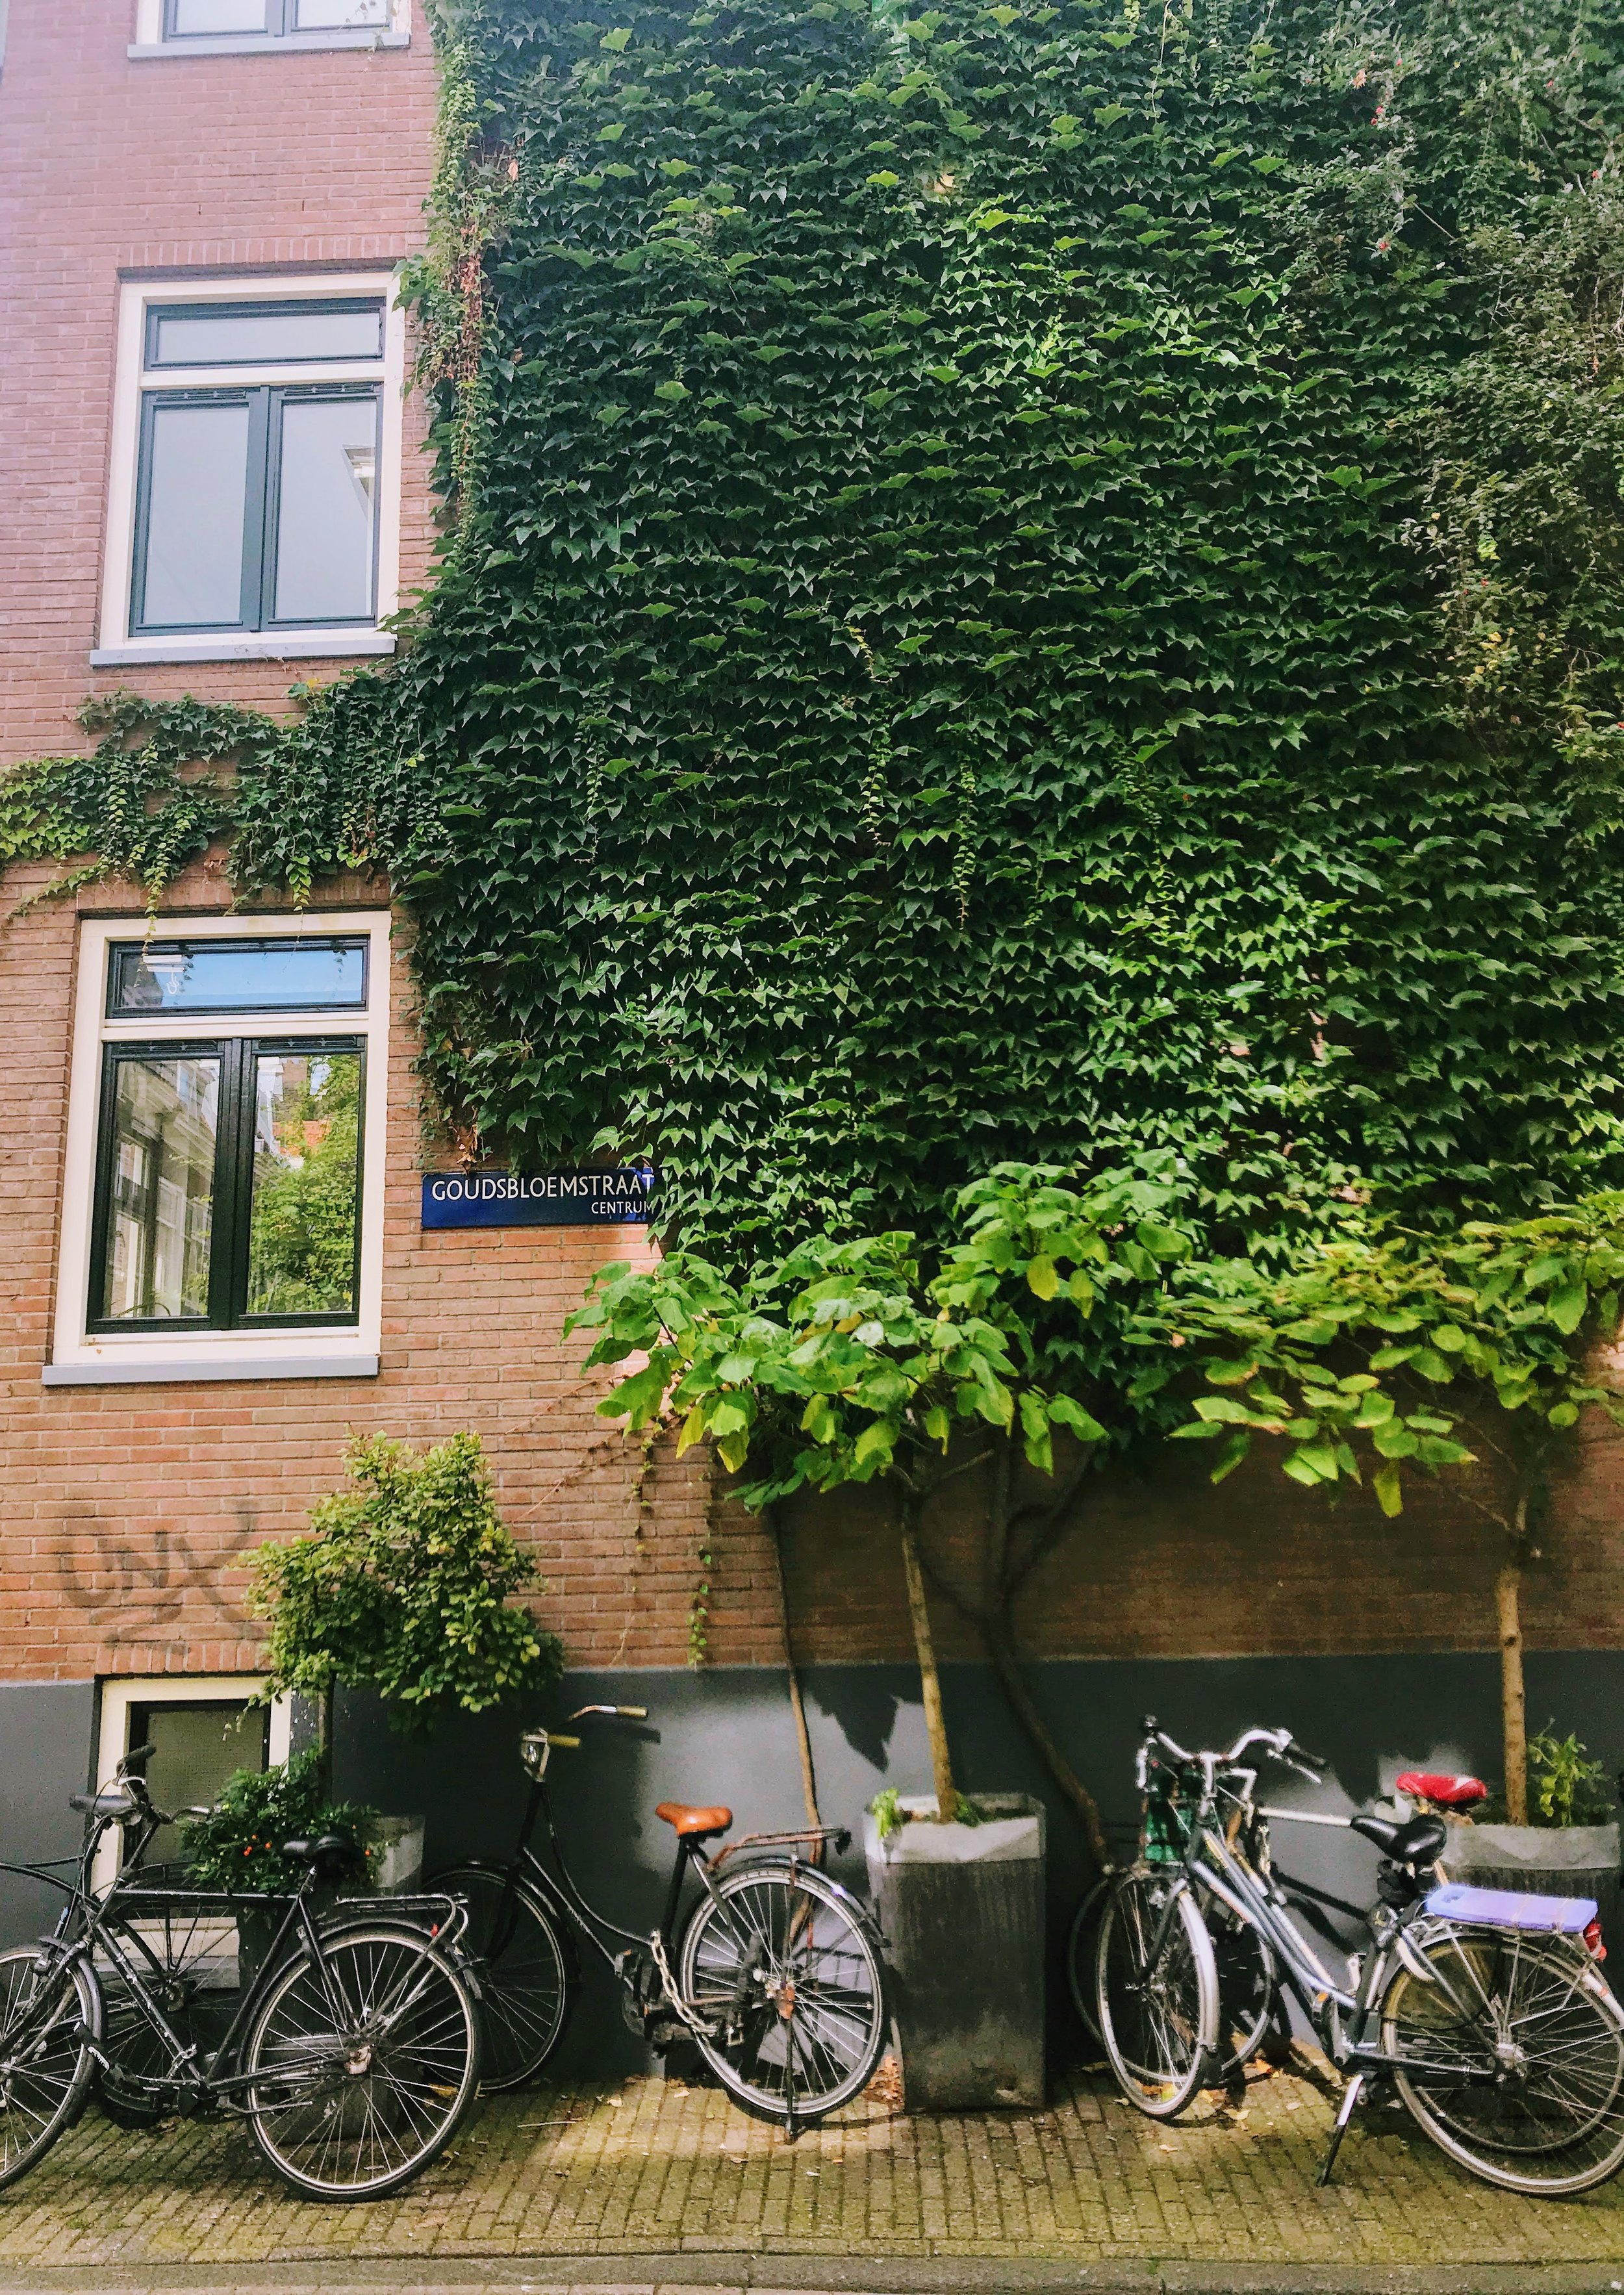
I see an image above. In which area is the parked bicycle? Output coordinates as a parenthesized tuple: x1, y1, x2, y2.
(429, 1708, 889, 2133)
(0, 1745, 481, 2200)
(1091, 1718, 1624, 2196)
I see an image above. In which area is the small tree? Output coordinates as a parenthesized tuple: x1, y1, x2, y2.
(1163, 1199, 1624, 1822)
(570, 1161, 1462, 1836)
(250, 1432, 564, 1731)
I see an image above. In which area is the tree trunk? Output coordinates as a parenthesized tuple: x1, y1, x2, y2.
(765, 1503, 823, 1848)
(899, 1493, 960, 1822)
(1497, 1551, 1529, 1826)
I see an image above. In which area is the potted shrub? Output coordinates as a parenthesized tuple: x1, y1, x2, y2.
(249, 1431, 564, 1831)
(178, 1747, 379, 1987)
(1440, 1728, 1621, 1936)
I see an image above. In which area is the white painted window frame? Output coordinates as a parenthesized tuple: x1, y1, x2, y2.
(92, 1675, 290, 1896)
(45, 909, 391, 1386)
(129, 0, 411, 58)
(93, 272, 407, 668)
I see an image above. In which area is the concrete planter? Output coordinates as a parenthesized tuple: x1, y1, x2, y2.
(1442, 1820, 1620, 1944)
(364, 1814, 425, 1894)
(864, 1792, 1045, 2112)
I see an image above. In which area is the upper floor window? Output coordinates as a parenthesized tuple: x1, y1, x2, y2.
(95, 277, 405, 668)
(129, 0, 410, 52)
(47, 915, 391, 1386)
(167, 0, 388, 32)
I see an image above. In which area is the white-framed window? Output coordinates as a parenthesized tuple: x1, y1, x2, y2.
(93, 275, 407, 668)
(92, 1676, 291, 1896)
(46, 911, 390, 1386)
(129, 0, 410, 58)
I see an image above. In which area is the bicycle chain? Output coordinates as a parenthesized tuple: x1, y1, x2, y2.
(647, 1926, 713, 2040)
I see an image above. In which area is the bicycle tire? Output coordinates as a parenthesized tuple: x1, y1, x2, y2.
(1208, 1899, 1280, 2078)
(1381, 1924, 1624, 2195)
(428, 1862, 576, 2092)
(676, 1860, 888, 2129)
(0, 1947, 101, 2191)
(1065, 1879, 1110, 2046)
(243, 1921, 481, 2200)
(1095, 1869, 1219, 2120)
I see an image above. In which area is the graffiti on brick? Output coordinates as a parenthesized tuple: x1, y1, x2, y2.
(52, 1511, 258, 1640)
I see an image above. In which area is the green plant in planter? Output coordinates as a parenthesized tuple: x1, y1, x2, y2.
(1529, 1729, 1614, 1829)
(178, 1749, 378, 1896)
(249, 1431, 563, 1729)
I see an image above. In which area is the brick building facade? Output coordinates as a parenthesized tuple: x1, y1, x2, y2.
(3, 0, 1623, 2008)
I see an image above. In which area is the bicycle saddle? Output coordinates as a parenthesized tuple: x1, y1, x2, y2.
(1395, 1769, 1487, 1808)
(655, 1801, 733, 1840)
(1351, 1811, 1449, 1865)
(69, 1790, 137, 1820)
(281, 1833, 362, 1874)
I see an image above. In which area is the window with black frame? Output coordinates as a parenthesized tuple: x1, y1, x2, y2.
(88, 937, 369, 1333)
(129, 298, 385, 638)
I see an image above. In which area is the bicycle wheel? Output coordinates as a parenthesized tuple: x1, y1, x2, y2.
(1066, 1879, 1110, 2045)
(1208, 1899, 1280, 2077)
(1382, 1924, 1624, 2194)
(243, 1922, 481, 2199)
(0, 1947, 100, 2190)
(676, 1860, 888, 2128)
(429, 1862, 576, 2091)
(1095, 1870, 1219, 2120)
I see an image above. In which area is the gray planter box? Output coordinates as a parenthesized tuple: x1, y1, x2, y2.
(864, 1792, 1045, 2112)
(364, 1814, 425, 1894)
(1443, 1820, 1620, 1946)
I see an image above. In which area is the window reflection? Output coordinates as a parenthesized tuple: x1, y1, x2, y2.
(101, 1058, 220, 1321)
(246, 1052, 361, 1317)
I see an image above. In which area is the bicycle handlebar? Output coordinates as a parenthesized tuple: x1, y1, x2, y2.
(568, 1704, 649, 1722)
(1137, 1714, 1327, 1790)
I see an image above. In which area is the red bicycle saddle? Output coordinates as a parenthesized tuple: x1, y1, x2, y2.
(1396, 1770, 1487, 1808)
(655, 1801, 733, 1840)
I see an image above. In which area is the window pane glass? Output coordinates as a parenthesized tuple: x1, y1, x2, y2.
(138, 399, 248, 630)
(246, 1052, 361, 1317)
(100, 1057, 219, 1322)
(168, 0, 267, 31)
(125, 1702, 269, 1872)
(272, 395, 378, 623)
(148, 302, 383, 367)
(294, 0, 389, 25)
(109, 937, 368, 1015)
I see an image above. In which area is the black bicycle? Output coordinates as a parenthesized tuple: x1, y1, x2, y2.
(0, 1747, 482, 2200)
(430, 1706, 889, 2133)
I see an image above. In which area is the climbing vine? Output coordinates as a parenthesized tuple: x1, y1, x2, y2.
(6, 0, 1624, 1276)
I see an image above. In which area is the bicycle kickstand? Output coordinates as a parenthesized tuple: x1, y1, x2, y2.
(1317, 2072, 1364, 2188)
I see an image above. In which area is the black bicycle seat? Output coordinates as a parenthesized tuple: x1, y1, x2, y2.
(68, 1791, 137, 1821)
(1351, 1811, 1448, 1865)
(281, 1833, 362, 1874)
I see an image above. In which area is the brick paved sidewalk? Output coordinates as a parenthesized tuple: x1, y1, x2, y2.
(1, 2059, 1622, 2274)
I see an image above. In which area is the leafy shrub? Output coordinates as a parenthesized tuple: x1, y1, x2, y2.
(177, 1750, 377, 1896)
(1528, 1728, 1615, 1830)
(249, 1432, 563, 1728)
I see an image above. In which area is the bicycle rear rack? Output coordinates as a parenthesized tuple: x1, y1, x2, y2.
(709, 1825, 851, 1871)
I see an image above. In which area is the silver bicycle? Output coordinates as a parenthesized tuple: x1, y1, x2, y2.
(1094, 1718, 1624, 2196)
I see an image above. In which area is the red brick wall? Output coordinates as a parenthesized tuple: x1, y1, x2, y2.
(0, 858, 764, 1684)
(0, 0, 442, 760)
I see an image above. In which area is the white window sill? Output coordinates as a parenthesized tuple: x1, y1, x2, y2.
(129, 30, 409, 57)
(90, 631, 396, 666)
(43, 1353, 379, 1386)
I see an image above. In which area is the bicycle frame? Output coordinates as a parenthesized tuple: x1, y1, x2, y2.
(485, 1725, 846, 1986)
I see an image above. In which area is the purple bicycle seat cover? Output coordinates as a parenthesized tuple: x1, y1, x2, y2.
(1425, 1882, 1598, 1933)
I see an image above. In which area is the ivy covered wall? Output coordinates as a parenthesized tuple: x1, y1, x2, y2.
(12, 0, 1624, 1265)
